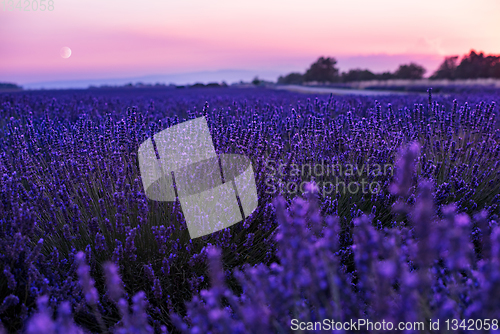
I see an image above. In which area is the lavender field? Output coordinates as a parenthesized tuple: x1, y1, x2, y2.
(1, 87, 500, 333)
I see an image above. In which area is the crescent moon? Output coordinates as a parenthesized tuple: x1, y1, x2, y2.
(60, 47, 72, 59)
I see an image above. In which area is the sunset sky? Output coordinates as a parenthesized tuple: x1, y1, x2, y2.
(1, 0, 499, 87)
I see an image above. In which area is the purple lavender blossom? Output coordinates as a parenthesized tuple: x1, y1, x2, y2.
(1, 88, 500, 333)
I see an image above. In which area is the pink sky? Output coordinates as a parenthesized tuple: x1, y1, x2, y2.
(1, 0, 500, 86)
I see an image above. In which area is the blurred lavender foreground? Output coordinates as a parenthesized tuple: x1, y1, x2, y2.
(1, 87, 500, 333)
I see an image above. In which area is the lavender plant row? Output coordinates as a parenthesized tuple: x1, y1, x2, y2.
(0, 87, 499, 333)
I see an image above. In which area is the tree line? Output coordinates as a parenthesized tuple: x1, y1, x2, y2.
(430, 50, 500, 79)
(277, 50, 500, 84)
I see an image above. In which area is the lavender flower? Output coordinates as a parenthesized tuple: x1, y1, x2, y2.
(75, 252, 99, 306)
(103, 261, 125, 302)
(1, 87, 500, 333)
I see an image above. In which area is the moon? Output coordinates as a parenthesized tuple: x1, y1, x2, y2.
(60, 47, 72, 59)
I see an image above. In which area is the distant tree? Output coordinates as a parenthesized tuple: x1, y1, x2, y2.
(455, 51, 485, 79)
(374, 71, 394, 80)
(393, 63, 426, 79)
(430, 56, 459, 80)
(341, 69, 377, 82)
(455, 50, 500, 79)
(252, 76, 261, 85)
(277, 72, 304, 84)
(206, 82, 221, 87)
(490, 61, 500, 78)
(0, 82, 22, 89)
(303, 57, 340, 83)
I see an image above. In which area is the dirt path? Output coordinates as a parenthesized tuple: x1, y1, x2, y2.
(274, 84, 422, 96)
